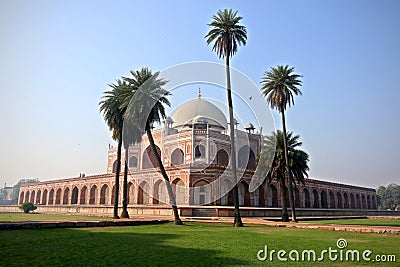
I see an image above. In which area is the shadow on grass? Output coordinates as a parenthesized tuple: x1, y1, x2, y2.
(0, 226, 248, 266)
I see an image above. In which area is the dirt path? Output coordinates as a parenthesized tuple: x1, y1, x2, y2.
(184, 217, 400, 235)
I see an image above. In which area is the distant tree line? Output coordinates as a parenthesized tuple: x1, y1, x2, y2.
(376, 183, 400, 210)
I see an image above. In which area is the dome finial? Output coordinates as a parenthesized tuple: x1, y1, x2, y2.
(198, 87, 201, 99)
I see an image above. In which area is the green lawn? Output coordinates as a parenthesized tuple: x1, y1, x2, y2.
(0, 212, 109, 222)
(0, 222, 398, 266)
(300, 218, 400, 227)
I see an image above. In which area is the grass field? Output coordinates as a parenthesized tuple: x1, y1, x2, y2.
(300, 218, 400, 227)
(0, 212, 108, 222)
(0, 222, 399, 266)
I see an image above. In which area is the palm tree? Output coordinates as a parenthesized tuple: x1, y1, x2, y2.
(125, 68, 183, 225)
(99, 79, 128, 219)
(261, 65, 303, 222)
(120, 141, 130, 218)
(119, 69, 168, 218)
(205, 9, 247, 227)
(117, 82, 140, 218)
(262, 131, 309, 221)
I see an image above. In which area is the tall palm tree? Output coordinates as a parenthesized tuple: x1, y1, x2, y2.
(125, 68, 183, 225)
(99, 79, 128, 219)
(205, 9, 247, 227)
(117, 82, 140, 218)
(261, 65, 303, 222)
(119, 69, 166, 218)
(262, 131, 309, 221)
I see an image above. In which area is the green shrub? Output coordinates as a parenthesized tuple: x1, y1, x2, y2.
(19, 202, 37, 213)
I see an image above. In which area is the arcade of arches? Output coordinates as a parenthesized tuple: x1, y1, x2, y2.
(19, 173, 377, 210)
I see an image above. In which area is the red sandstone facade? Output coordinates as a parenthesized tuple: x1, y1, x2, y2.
(19, 97, 377, 211)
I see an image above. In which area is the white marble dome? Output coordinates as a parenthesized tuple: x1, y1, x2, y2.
(171, 98, 227, 129)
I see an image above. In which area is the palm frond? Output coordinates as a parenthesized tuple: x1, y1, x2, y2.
(205, 9, 247, 59)
(260, 65, 303, 113)
(260, 130, 309, 185)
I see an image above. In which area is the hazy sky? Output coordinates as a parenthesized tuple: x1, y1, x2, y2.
(1, 0, 399, 188)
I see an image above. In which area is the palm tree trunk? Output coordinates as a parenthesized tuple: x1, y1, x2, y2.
(226, 55, 243, 227)
(120, 145, 130, 218)
(281, 110, 297, 222)
(145, 122, 183, 225)
(113, 130, 122, 219)
(279, 177, 289, 222)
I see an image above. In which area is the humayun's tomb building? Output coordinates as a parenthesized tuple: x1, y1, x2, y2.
(17, 93, 379, 217)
